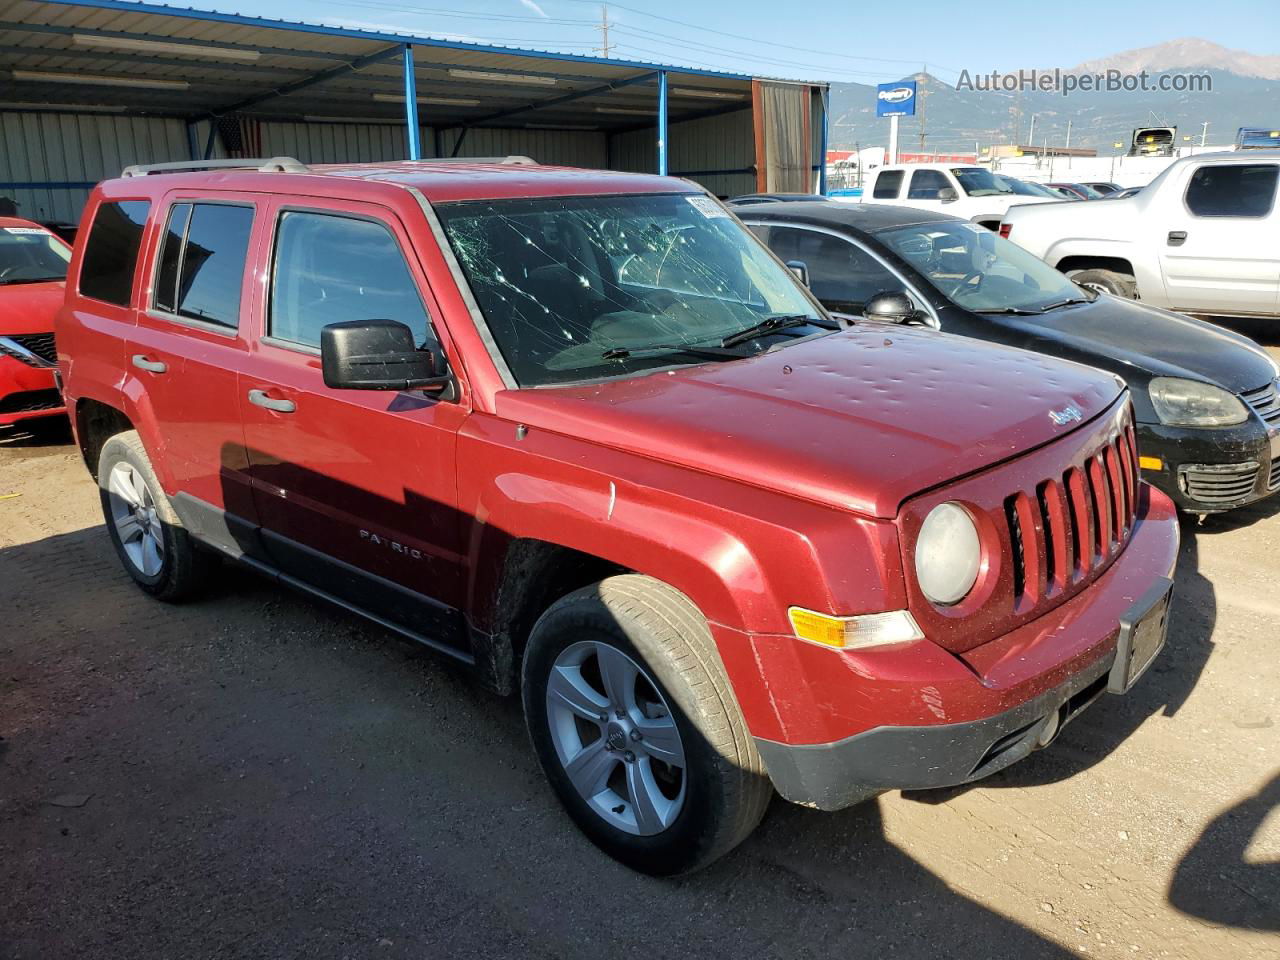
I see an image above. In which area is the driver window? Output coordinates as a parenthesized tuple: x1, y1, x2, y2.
(763, 226, 901, 312)
(268, 210, 435, 349)
(907, 169, 951, 200)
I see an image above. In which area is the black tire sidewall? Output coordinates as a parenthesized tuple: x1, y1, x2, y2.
(522, 597, 731, 876)
(98, 435, 181, 595)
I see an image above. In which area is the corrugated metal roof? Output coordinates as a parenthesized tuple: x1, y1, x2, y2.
(0, 0, 818, 128)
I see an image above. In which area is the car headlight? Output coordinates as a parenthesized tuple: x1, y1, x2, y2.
(915, 502, 982, 605)
(1148, 377, 1247, 427)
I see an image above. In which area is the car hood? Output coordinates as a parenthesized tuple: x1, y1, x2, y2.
(0, 280, 65, 335)
(977, 295, 1279, 398)
(495, 327, 1123, 519)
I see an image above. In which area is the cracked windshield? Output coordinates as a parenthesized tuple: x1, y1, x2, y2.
(435, 192, 829, 386)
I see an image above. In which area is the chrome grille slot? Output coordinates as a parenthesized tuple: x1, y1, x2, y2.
(1242, 381, 1280, 426)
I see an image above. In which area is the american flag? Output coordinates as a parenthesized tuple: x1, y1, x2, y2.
(216, 115, 263, 158)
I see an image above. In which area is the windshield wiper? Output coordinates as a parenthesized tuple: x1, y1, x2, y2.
(600, 342, 749, 361)
(720, 314, 837, 349)
(1038, 297, 1093, 311)
(0, 276, 64, 286)
(970, 306, 1047, 316)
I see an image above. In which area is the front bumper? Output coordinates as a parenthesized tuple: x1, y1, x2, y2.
(0, 354, 65, 426)
(1137, 419, 1279, 513)
(746, 486, 1180, 811)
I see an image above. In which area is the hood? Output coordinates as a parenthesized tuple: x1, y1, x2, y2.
(980, 296, 1279, 398)
(0, 280, 65, 335)
(495, 327, 1124, 519)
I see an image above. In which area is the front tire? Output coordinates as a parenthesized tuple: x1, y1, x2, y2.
(522, 575, 772, 875)
(98, 430, 215, 602)
(1070, 268, 1138, 299)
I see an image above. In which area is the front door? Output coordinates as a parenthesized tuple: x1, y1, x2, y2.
(1158, 161, 1280, 315)
(237, 199, 470, 649)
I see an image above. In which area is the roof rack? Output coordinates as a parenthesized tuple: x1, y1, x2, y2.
(414, 156, 538, 165)
(121, 157, 309, 178)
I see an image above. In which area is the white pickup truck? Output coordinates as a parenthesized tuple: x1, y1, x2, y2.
(999, 149, 1280, 318)
(841, 162, 1058, 229)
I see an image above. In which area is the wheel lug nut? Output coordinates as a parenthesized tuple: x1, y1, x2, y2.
(615, 709, 625, 719)
(623, 750, 636, 763)
(629, 730, 642, 742)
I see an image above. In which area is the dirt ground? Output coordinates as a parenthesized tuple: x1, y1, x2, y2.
(2, 334, 1278, 959)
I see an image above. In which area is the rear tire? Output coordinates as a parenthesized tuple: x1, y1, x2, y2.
(98, 430, 215, 602)
(522, 574, 772, 875)
(1070, 268, 1138, 299)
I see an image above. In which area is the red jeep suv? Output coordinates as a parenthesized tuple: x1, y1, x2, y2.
(57, 157, 1179, 874)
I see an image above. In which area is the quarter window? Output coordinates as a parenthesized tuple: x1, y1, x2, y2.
(80, 200, 150, 306)
(1184, 164, 1278, 217)
(152, 202, 254, 328)
(873, 170, 903, 199)
(268, 211, 431, 349)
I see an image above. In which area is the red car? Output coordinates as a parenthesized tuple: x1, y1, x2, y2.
(57, 158, 1179, 874)
(0, 217, 69, 427)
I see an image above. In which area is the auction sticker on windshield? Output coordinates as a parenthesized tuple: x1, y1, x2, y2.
(3, 227, 48, 235)
(686, 196, 729, 219)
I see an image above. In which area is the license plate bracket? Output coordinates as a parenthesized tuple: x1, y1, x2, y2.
(1108, 577, 1173, 694)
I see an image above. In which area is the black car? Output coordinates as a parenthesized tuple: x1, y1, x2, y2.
(732, 200, 1280, 513)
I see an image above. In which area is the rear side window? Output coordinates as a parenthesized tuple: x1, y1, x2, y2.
(152, 202, 254, 328)
(764, 226, 900, 310)
(873, 170, 903, 199)
(80, 200, 150, 306)
(907, 169, 950, 200)
(1184, 164, 1278, 217)
(268, 211, 431, 349)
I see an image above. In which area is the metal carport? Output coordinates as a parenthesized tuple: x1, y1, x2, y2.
(0, 0, 828, 223)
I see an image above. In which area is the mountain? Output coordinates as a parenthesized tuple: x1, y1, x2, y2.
(826, 39, 1280, 155)
(1070, 38, 1280, 82)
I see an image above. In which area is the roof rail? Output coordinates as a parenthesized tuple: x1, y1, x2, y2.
(416, 156, 537, 165)
(121, 157, 309, 178)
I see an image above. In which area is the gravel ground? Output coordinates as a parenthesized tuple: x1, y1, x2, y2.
(2, 332, 1277, 960)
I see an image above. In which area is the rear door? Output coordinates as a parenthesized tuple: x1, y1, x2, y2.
(1157, 161, 1280, 314)
(237, 198, 470, 648)
(126, 193, 261, 551)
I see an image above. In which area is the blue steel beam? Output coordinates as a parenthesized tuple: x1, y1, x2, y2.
(403, 45, 421, 161)
(208, 43, 406, 117)
(657, 70, 668, 176)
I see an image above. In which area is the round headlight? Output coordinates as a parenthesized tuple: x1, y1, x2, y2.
(915, 502, 982, 605)
(1148, 377, 1247, 427)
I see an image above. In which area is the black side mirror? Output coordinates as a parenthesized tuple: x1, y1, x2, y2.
(785, 260, 810, 286)
(863, 291, 920, 325)
(321, 319, 449, 392)
(938, 187, 959, 203)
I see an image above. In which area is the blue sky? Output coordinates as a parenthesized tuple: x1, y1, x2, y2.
(179, 0, 1278, 83)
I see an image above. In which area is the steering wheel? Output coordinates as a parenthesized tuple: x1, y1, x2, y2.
(947, 270, 985, 299)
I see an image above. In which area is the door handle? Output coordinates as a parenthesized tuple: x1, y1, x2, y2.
(131, 354, 167, 374)
(1167, 231, 1188, 246)
(247, 389, 296, 414)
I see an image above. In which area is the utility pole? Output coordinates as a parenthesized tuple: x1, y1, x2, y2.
(1200, 121, 1209, 148)
(917, 65, 928, 152)
(1028, 113, 1037, 150)
(1065, 119, 1072, 169)
(594, 5, 611, 58)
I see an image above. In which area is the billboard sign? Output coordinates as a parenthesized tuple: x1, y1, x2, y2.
(876, 81, 917, 117)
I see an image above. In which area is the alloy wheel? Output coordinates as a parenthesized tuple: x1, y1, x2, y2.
(107, 461, 165, 578)
(545, 640, 687, 836)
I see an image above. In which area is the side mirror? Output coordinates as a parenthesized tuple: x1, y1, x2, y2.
(863, 291, 920, 325)
(321, 319, 449, 392)
(938, 187, 959, 203)
(785, 259, 810, 286)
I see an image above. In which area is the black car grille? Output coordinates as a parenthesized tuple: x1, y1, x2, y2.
(1180, 462, 1260, 505)
(1242, 380, 1280, 426)
(1270, 456, 1280, 491)
(1, 332, 58, 367)
(0, 388, 63, 414)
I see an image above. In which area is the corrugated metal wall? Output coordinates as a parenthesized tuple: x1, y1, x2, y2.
(0, 112, 189, 223)
(609, 109, 756, 198)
